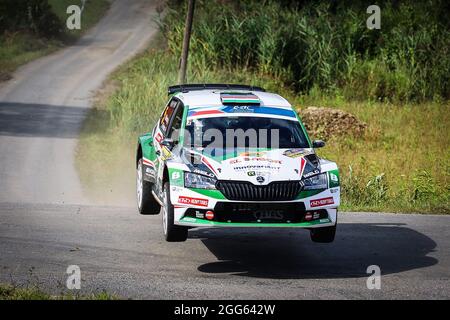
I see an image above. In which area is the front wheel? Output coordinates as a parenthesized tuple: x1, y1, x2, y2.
(136, 159, 161, 215)
(310, 225, 336, 243)
(162, 182, 188, 242)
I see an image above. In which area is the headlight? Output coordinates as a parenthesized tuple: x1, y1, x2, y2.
(302, 173, 328, 190)
(184, 172, 217, 189)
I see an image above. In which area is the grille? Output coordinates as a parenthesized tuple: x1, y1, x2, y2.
(216, 180, 302, 201)
(213, 202, 307, 223)
(183, 205, 327, 223)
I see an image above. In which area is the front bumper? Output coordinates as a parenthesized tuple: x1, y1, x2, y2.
(170, 185, 340, 228)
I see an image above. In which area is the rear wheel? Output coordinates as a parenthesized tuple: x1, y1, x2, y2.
(136, 159, 160, 215)
(310, 225, 336, 243)
(162, 182, 188, 242)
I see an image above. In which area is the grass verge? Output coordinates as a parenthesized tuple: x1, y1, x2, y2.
(0, 284, 116, 300)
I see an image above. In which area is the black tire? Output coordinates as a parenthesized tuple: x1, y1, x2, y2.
(310, 225, 336, 243)
(136, 159, 161, 215)
(162, 182, 188, 242)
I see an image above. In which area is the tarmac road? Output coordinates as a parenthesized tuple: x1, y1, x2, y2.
(0, 0, 449, 300)
(0, 203, 449, 299)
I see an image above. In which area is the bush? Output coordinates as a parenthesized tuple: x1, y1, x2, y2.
(162, 0, 450, 102)
(0, 0, 63, 38)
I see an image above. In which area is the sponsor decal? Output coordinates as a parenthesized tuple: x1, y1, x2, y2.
(229, 105, 255, 113)
(193, 168, 215, 178)
(303, 168, 320, 179)
(250, 157, 282, 164)
(330, 173, 339, 182)
(310, 197, 334, 207)
(234, 164, 281, 172)
(222, 106, 297, 118)
(195, 211, 205, 219)
(229, 157, 282, 165)
(240, 151, 266, 157)
(328, 170, 340, 188)
(283, 148, 307, 158)
(178, 196, 209, 207)
(249, 170, 271, 176)
(305, 212, 323, 221)
(171, 171, 181, 180)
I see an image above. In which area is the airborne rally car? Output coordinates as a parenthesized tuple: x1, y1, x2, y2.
(136, 84, 340, 242)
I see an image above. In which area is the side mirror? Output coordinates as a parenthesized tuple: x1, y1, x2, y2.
(161, 138, 175, 150)
(312, 140, 325, 148)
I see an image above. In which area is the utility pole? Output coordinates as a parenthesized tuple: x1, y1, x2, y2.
(178, 0, 195, 84)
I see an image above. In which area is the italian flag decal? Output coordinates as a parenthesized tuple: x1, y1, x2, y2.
(220, 92, 260, 105)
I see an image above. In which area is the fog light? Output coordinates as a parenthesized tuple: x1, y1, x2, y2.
(205, 210, 214, 220)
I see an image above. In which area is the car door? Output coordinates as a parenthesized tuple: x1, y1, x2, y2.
(154, 97, 184, 190)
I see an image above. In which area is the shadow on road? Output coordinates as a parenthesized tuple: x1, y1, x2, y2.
(190, 223, 437, 279)
(0, 102, 107, 139)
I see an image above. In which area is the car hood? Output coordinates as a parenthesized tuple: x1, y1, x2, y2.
(183, 147, 321, 185)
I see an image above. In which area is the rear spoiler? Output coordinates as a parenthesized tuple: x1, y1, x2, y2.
(168, 83, 266, 96)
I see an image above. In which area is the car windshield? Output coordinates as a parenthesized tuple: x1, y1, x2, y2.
(183, 116, 309, 149)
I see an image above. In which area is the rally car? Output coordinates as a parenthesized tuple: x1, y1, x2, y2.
(136, 84, 340, 242)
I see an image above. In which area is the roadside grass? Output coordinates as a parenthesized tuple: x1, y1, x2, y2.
(299, 97, 450, 213)
(0, 284, 117, 300)
(0, 0, 110, 80)
(0, 33, 60, 81)
(76, 48, 450, 213)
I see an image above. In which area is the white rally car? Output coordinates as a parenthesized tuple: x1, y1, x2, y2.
(136, 84, 340, 242)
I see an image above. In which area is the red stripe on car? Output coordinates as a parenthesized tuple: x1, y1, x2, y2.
(201, 156, 218, 175)
(299, 157, 306, 176)
(192, 110, 224, 116)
